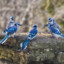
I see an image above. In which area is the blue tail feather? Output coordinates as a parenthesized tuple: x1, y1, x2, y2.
(20, 39, 30, 51)
(0, 34, 9, 44)
(61, 35, 64, 37)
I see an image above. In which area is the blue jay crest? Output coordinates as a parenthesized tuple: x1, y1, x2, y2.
(10, 16, 14, 20)
(48, 18, 54, 24)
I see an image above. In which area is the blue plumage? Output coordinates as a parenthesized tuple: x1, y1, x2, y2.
(0, 22, 21, 44)
(3, 16, 15, 34)
(28, 27, 38, 40)
(47, 21, 64, 38)
(53, 19, 60, 32)
(20, 39, 30, 51)
(20, 24, 38, 51)
(48, 18, 60, 31)
(3, 29, 8, 33)
(48, 23, 61, 35)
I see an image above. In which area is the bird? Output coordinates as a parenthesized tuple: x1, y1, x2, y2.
(53, 19, 60, 32)
(3, 16, 15, 34)
(0, 22, 22, 44)
(20, 24, 38, 51)
(48, 18, 60, 32)
(46, 20, 64, 38)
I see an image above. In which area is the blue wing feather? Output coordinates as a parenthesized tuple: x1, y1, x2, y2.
(28, 28, 38, 40)
(3, 29, 8, 33)
(49, 26, 61, 35)
(61, 35, 64, 37)
(53, 22, 60, 31)
(7, 26, 17, 35)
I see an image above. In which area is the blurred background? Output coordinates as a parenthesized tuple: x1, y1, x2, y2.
(0, 0, 64, 34)
(0, 0, 64, 64)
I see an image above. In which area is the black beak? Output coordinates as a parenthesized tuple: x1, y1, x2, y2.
(43, 24, 48, 28)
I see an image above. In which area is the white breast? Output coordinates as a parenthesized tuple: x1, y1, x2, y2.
(52, 33, 62, 37)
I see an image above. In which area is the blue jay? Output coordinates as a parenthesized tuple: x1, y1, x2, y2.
(46, 20, 64, 38)
(0, 22, 22, 44)
(3, 16, 15, 33)
(20, 24, 38, 51)
(48, 18, 60, 32)
(53, 19, 60, 32)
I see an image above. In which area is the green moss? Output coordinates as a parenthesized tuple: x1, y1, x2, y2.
(0, 35, 64, 64)
(0, 36, 27, 64)
(41, 0, 55, 15)
(41, 0, 64, 15)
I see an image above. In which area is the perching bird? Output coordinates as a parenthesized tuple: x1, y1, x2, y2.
(46, 21, 64, 38)
(48, 18, 60, 32)
(53, 19, 60, 32)
(0, 22, 22, 44)
(20, 24, 38, 51)
(3, 16, 15, 33)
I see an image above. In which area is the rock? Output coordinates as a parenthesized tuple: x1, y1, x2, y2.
(0, 33, 64, 64)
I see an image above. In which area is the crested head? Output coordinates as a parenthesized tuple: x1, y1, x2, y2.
(33, 24, 37, 28)
(49, 18, 52, 20)
(48, 18, 53, 24)
(10, 16, 14, 20)
(53, 19, 56, 22)
(48, 18, 53, 21)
